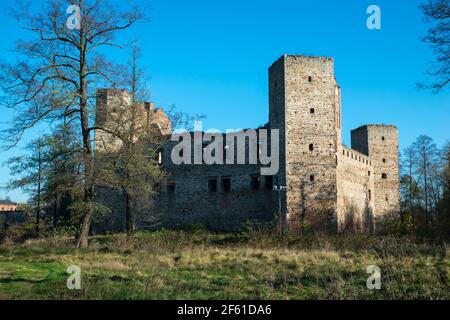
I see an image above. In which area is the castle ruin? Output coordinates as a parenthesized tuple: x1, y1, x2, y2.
(94, 55, 400, 233)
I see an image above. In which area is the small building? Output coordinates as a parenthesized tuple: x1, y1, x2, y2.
(0, 200, 18, 212)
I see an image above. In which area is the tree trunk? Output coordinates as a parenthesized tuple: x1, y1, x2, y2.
(423, 150, 429, 231)
(76, 12, 94, 248)
(125, 46, 137, 239)
(36, 141, 42, 238)
(409, 150, 415, 232)
(76, 94, 94, 248)
(125, 190, 134, 238)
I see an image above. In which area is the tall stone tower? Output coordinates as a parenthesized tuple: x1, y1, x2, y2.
(351, 125, 400, 220)
(269, 55, 342, 232)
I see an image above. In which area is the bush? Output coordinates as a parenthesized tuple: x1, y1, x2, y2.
(177, 223, 206, 233)
(3, 223, 36, 244)
(0, 216, 6, 242)
(0, 219, 54, 244)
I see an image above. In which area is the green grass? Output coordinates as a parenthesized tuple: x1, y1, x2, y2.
(0, 230, 448, 300)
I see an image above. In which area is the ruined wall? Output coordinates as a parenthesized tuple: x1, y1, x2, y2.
(351, 125, 400, 224)
(93, 134, 276, 232)
(153, 137, 276, 231)
(95, 88, 171, 153)
(92, 186, 127, 234)
(336, 146, 375, 232)
(270, 55, 339, 232)
(95, 88, 133, 152)
(268, 55, 287, 223)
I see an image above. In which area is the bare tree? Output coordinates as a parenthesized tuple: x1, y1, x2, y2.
(418, 0, 450, 92)
(412, 135, 442, 231)
(401, 146, 420, 230)
(0, 0, 145, 247)
(95, 46, 168, 238)
(437, 142, 450, 238)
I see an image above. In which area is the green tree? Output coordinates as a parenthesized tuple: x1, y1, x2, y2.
(4, 136, 45, 236)
(43, 120, 83, 229)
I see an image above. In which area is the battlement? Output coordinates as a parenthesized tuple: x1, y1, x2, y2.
(341, 146, 373, 167)
(270, 54, 334, 68)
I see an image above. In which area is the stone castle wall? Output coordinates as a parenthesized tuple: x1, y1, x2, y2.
(336, 146, 375, 232)
(93, 55, 400, 234)
(156, 146, 276, 230)
(351, 125, 400, 220)
(269, 55, 340, 232)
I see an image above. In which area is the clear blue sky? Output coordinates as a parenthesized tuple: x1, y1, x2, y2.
(0, 0, 449, 202)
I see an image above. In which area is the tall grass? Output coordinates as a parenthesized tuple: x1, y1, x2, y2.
(0, 229, 448, 300)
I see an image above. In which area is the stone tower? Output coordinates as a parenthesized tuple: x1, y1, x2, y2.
(95, 88, 171, 153)
(95, 88, 133, 152)
(351, 125, 400, 220)
(269, 55, 342, 232)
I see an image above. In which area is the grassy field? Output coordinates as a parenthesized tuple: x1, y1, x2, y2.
(0, 230, 448, 300)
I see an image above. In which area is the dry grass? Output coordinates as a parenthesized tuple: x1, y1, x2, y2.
(0, 230, 448, 300)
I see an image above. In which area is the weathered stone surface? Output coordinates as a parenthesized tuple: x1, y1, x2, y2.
(94, 55, 400, 233)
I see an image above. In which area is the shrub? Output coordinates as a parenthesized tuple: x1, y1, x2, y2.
(3, 223, 36, 244)
(0, 216, 6, 242)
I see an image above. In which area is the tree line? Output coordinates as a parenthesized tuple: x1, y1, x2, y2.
(398, 137, 450, 239)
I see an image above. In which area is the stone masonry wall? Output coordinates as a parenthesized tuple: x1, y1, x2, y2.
(268, 55, 287, 221)
(270, 55, 339, 232)
(336, 146, 375, 232)
(153, 138, 276, 231)
(352, 125, 400, 222)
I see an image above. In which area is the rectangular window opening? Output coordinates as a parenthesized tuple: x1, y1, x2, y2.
(208, 178, 218, 192)
(264, 176, 273, 191)
(221, 177, 231, 192)
(167, 181, 175, 193)
(250, 175, 260, 191)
